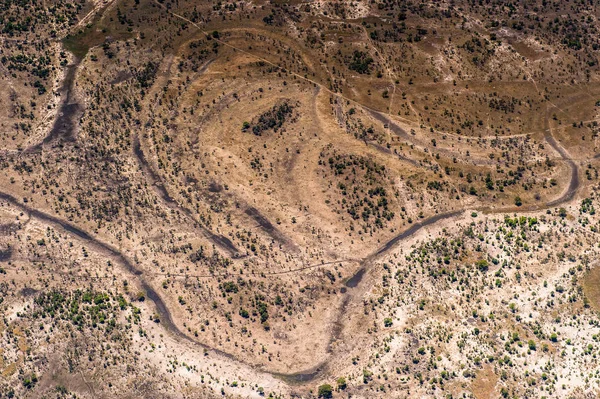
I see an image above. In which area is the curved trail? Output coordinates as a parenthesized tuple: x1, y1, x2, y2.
(26, 56, 83, 153)
(4, 1, 584, 388)
(158, 3, 600, 147)
(0, 191, 240, 363)
(127, 56, 240, 256)
(132, 56, 292, 254)
(277, 120, 581, 384)
(545, 133, 579, 206)
(132, 135, 241, 257)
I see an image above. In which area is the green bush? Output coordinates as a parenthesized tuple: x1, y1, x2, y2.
(318, 384, 333, 398)
(514, 196, 522, 206)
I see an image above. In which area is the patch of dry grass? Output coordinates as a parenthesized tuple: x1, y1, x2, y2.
(583, 266, 600, 313)
(471, 365, 498, 399)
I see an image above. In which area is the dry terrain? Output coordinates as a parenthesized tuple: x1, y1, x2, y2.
(2, 0, 600, 398)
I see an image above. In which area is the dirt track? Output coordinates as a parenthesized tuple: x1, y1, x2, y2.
(132, 134, 241, 256)
(26, 57, 82, 153)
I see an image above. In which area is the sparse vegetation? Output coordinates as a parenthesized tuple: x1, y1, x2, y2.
(2, 0, 600, 397)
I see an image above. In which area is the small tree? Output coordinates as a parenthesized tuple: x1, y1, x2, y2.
(318, 384, 333, 398)
(514, 196, 522, 206)
(476, 259, 489, 272)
